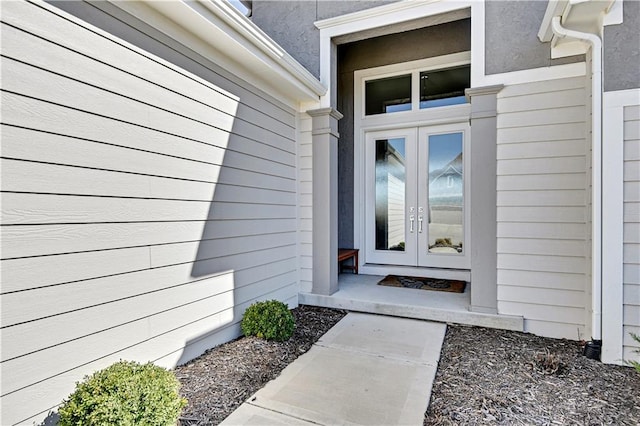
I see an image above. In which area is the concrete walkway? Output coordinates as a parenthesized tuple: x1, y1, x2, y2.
(220, 313, 446, 425)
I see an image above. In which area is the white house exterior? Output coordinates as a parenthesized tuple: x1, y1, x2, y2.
(0, 1, 324, 424)
(250, 0, 639, 361)
(0, 0, 638, 424)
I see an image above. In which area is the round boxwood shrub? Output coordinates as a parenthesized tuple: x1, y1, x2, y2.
(58, 360, 187, 426)
(241, 299, 295, 341)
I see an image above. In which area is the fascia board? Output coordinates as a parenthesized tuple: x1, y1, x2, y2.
(194, 1, 324, 94)
(119, 0, 325, 104)
(539, 0, 616, 43)
(540, 0, 615, 58)
(539, 0, 569, 42)
(603, 0, 623, 25)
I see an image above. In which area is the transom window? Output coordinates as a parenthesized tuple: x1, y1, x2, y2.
(365, 74, 412, 115)
(362, 53, 470, 117)
(419, 65, 470, 108)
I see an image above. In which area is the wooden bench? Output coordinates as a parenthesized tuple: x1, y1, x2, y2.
(338, 248, 359, 274)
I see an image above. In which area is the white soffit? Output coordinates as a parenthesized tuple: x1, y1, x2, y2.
(113, 0, 325, 104)
(539, 0, 616, 58)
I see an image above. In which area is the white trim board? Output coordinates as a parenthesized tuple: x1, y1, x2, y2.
(352, 54, 473, 275)
(601, 88, 640, 365)
(315, 0, 474, 108)
(315, 0, 586, 109)
(481, 62, 586, 87)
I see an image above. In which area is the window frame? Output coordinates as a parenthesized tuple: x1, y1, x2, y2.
(356, 52, 471, 126)
(354, 53, 473, 275)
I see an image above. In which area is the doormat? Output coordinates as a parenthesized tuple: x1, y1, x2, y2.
(377, 275, 466, 293)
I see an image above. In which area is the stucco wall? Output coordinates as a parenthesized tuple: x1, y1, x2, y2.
(337, 19, 471, 247)
(604, 0, 640, 92)
(251, 1, 584, 79)
(484, 0, 583, 75)
(251, 0, 397, 78)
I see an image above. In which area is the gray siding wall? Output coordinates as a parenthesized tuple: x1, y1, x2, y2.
(604, 0, 640, 92)
(298, 114, 314, 292)
(1, 1, 298, 424)
(623, 104, 640, 361)
(337, 20, 471, 248)
(496, 76, 590, 339)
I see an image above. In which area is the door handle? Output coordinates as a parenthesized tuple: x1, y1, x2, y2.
(409, 214, 415, 233)
(418, 215, 423, 233)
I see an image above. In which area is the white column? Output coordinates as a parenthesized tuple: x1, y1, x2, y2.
(307, 108, 343, 295)
(466, 85, 503, 314)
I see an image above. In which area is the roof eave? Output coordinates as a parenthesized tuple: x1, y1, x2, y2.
(538, 0, 615, 58)
(113, 0, 325, 105)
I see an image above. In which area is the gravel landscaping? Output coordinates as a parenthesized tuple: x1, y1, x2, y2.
(174, 306, 640, 425)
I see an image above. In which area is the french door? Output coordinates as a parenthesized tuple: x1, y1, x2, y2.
(364, 123, 470, 269)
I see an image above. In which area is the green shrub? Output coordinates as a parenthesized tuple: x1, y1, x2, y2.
(58, 360, 187, 426)
(241, 299, 295, 341)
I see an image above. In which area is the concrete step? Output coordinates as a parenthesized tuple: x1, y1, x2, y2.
(299, 274, 523, 332)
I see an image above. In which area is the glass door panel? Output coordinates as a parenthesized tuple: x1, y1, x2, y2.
(427, 132, 464, 254)
(418, 124, 470, 269)
(365, 129, 417, 265)
(364, 125, 468, 269)
(375, 138, 406, 251)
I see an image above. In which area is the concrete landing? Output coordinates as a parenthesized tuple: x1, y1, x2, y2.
(220, 313, 446, 426)
(300, 274, 524, 332)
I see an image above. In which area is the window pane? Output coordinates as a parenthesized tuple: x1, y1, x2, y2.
(428, 133, 463, 254)
(420, 65, 470, 109)
(366, 74, 411, 115)
(375, 138, 406, 251)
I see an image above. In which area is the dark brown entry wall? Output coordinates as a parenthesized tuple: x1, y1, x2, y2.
(336, 18, 471, 248)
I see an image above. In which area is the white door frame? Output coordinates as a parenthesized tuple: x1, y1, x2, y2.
(363, 123, 470, 272)
(354, 57, 472, 278)
(417, 123, 471, 270)
(364, 127, 418, 266)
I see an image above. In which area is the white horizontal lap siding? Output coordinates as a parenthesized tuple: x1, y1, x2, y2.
(623, 104, 640, 363)
(298, 113, 313, 292)
(496, 76, 589, 340)
(0, 2, 299, 425)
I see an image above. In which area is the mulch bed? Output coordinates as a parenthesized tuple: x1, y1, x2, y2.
(174, 306, 640, 425)
(426, 324, 640, 425)
(174, 305, 347, 425)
